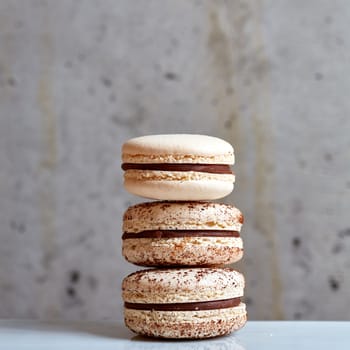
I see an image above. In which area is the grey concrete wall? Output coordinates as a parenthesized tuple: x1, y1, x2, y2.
(1, 0, 349, 321)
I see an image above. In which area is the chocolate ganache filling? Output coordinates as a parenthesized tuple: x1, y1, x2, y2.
(121, 163, 233, 174)
(122, 230, 240, 240)
(124, 297, 241, 311)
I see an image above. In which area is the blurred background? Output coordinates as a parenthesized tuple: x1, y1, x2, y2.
(1, 0, 350, 321)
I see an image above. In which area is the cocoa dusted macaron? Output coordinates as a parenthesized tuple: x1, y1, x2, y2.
(122, 201, 244, 267)
(122, 267, 247, 339)
(121, 134, 235, 200)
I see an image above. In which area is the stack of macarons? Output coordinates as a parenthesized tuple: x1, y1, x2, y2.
(121, 134, 247, 339)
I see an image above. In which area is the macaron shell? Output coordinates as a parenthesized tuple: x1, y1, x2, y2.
(122, 134, 234, 164)
(123, 236, 243, 266)
(123, 201, 243, 233)
(124, 175, 235, 200)
(122, 268, 244, 304)
(124, 303, 247, 339)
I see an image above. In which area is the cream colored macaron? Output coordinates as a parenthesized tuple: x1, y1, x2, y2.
(122, 201, 244, 267)
(122, 267, 247, 339)
(121, 134, 235, 200)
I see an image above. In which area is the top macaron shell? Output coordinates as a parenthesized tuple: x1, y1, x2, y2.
(122, 134, 235, 200)
(122, 134, 235, 164)
(122, 267, 245, 304)
(123, 201, 243, 233)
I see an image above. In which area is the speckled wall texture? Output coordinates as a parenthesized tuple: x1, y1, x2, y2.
(1, 0, 350, 321)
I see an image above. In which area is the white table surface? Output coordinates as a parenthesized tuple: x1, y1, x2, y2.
(0, 320, 349, 350)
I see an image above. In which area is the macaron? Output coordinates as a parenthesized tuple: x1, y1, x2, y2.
(121, 134, 235, 200)
(122, 267, 247, 339)
(122, 201, 244, 267)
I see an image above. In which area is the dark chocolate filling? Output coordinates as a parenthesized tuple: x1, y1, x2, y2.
(124, 297, 241, 311)
(121, 163, 233, 174)
(122, 230, 240, 240)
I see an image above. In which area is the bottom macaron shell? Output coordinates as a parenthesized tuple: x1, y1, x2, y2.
(124, 303, 247, 339)
(124, 177, 234, 200)
(123, 237, 243, 266)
